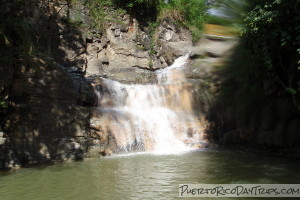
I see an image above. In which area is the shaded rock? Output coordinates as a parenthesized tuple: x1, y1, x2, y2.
(2, 59, 96, 167)
(68, 69, 97, 106)
(285, 119, 300, 147)
(0, 131, 6, 145)
(0, 128, 20, 169)
(260, 100, 278, 131)
(0, 4, 97, 171)
(223, 130, 245, 144)
(55, 137, 87, 161)
(192, 142, 219, 149)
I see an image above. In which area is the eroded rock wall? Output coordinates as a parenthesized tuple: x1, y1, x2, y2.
(0, 0, 97, 168)
(84, 16, 197, 84)
(0, 0, 225, 168)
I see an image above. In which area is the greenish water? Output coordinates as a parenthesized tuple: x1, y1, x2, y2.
(0, 150, 299, 200)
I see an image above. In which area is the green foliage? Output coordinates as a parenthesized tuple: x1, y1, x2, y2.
(181, 0, 206, 31)
(85, 0, 114, 30)
(84, 0, 206, 42)
(217, 0, 300, 115)
(0, 96, 7, 109)
(148, 21, 159, 56)
(241, 0, 300, 98)
(286, 87, 297, 96)
(113, 0, 160, 24)
(84, 0, 127, 32)
(148, 59, 153, 69)
(190, 27, 202, 44)
(159, 0, 206, 42)
(0, 95, 8, 116)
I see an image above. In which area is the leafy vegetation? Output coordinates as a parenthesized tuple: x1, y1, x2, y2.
(159, 0, 206, 43)
(0, 96, 7, 113)
(242, 1, 300, 101)
(83, 0, 207, 42)
(113, 0, 160, 24)
(219, 0, 300, 114)
(84, 0, 125, 31)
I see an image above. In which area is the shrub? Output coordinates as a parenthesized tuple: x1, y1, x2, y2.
(220, 0, 300, 113)
(83, 0, 207, 42)
(242, 0, 300, 97)
(159, 0, 207, 42)
(113, 0, 160, 24)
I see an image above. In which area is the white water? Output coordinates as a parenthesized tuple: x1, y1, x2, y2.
(157, 54, 190, 84)
(95, 55, 205, 154)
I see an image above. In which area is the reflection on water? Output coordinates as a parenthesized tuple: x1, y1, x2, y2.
(1, 150, 300, 200)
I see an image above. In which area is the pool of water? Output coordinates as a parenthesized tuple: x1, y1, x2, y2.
(1, 150, 299, 200)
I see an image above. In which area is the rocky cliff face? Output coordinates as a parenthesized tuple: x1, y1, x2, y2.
(84, 15, 199, 84)
(0, 0, 97, 168)
(88, 37, 238, 155)
(0, 0, 240, 168)
(0, 0, 207, 168)
(2, 60, 96, 168)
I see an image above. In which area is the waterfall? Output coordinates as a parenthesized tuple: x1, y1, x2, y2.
(93, 55, 206, 154)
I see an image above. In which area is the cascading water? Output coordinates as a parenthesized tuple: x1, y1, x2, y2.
(93, 55, 206, 154)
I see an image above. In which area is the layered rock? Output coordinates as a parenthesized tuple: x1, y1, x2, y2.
(0, 0, 238, 169)
(85, 26, 157, 83)
(84, 14, 205, 84)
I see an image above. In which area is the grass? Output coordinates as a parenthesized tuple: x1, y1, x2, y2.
(158, 0, 206, 43)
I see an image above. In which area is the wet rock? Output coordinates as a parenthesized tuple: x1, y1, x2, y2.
(192, 142, 219, 149)
(158, 41, 193, 65)
(100, 149, 113, 156)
